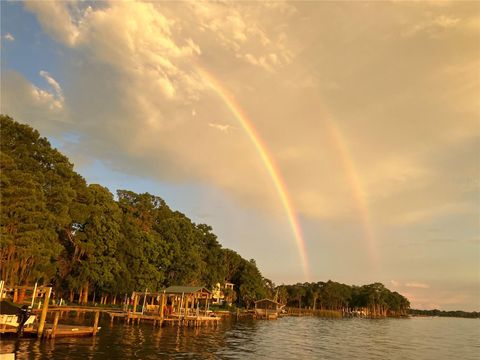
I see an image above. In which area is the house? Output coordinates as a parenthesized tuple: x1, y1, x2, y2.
(212, 282, 236, 305)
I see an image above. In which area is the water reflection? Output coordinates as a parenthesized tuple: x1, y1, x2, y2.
(1, 316, 478, 359)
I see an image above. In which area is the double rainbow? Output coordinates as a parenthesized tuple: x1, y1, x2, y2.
(197, 67, 378, 280)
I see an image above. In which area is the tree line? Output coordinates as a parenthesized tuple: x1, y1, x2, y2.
(0, 115, 268, 308)
(275, 281, 410, 316)
(1, 115, 410, 315)
(409, 309, 479, 319)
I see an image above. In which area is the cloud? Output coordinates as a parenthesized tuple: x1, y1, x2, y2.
(390, 280, 430, 289)
(24, 1, 81, 45)
(405, 282, 430, 289)
(388, 280, 479, 310)
(208, 123, 234, 133)
(390, 280, 401, 287)
(3, 33, 14, 42)
(188, 1, 293, 71)
(403, 14, 460, 38)
(39, 71, 64, 103)
(1, 70, 67, 131)
(11, 0, 480, 227)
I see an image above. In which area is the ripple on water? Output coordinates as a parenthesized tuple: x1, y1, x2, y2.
(1, 316, 478, 359)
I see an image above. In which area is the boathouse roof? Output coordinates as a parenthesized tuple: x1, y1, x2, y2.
(255, 298, 280, 305)
(164, 286, 211, 295)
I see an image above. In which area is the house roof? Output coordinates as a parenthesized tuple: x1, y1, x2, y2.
(255, 298, 280, 305)
(164, 286, 211, 295)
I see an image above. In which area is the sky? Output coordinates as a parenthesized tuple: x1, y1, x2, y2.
(1, 1, 479, 311)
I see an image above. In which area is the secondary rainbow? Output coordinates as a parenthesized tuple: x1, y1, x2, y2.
(197, 67, 310, 280)
(322, 116, 378, 266)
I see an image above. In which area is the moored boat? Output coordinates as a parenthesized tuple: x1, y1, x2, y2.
(0, 301, 36, 334)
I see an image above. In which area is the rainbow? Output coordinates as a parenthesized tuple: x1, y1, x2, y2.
(322, 116, 377, 266)
(197, 67, 311, 280)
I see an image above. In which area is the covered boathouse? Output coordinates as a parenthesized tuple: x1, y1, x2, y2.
(254, 299, 282, 320)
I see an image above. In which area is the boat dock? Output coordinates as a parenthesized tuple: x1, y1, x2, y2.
(122, 312, 220, 327)
(0, 323, 99, 339)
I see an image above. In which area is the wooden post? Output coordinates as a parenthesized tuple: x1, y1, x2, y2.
(141, 288, 147, 315)
(31, 281, 38, 308)
(185, 297, 189, 318)
(123, 293, 128, 312)
(180, 293, 184, 319)
(51, 311, 60, 338)
(132, 293, 138, 313)
(160, 292, 166, 320)
(93, 311, 100, 335)
(37, 287, 52, 338)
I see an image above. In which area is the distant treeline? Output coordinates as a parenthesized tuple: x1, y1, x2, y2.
(276, 281, 410, 316)
(0, 115, 411, 314)
(409, 309, 480, 319)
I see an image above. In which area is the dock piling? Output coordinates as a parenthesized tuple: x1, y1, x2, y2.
(51, 311, 60, 338)
(37, 287, 52, 338)
(93, 311, 100, 336)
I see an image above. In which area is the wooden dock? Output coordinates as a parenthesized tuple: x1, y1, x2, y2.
(0, 323, 99, 338)
(123, 312, 221, 328)
(42, 323, 100, 338)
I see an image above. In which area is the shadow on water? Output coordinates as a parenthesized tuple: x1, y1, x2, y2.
(1, 316, 479, 359)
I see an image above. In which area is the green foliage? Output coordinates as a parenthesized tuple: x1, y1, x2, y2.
(277, 280, 410, 316)
(0, 115, 271, 306)
(1, 116, 73, 285)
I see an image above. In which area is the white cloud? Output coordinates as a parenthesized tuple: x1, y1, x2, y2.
(24, 1, 81, 45)
(39, 71, 64, 103)
(1, 70, 67, 127)
(3, 33, 15, 42)
(208, 123, 234, 133)
(189, 1, 293, 71)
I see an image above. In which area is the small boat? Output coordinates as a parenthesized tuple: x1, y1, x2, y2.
(0, 300, 36, 334)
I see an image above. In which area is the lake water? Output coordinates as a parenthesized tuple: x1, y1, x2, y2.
(1, 316, 479, 359)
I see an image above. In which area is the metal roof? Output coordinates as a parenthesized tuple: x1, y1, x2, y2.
(164, 286, 211, 294)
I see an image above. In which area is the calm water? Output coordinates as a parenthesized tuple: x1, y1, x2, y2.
(1, 316, 479, 359)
